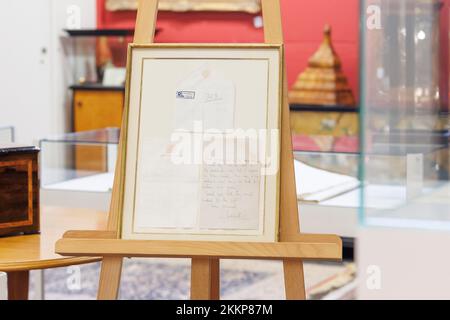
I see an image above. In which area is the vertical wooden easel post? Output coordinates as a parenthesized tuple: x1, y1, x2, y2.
(96, 0, 160, 300)
(261, 0, 307, 300)
(56, 0, 342, 301)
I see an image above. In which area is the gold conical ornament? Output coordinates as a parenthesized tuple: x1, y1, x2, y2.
(289, 25, 356, 107)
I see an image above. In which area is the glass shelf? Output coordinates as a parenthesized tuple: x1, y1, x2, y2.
(40, 127, 119, 145)
(40, 128, 119, 193)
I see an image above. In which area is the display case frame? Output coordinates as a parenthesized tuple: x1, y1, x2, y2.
(359, 0, 450, 230)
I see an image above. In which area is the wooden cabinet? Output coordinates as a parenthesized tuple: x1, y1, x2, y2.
(72, 86, 124, 131)
(71, 85, 124, 171)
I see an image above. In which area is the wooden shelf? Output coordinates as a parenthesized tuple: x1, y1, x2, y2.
(64, 28, 134, 37)
(70, 83, 125, 92)
(290, 104, 359, 113)
(64, 28, 161, 37)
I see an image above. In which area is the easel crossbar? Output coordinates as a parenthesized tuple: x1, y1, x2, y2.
(56, 237, 342, 260)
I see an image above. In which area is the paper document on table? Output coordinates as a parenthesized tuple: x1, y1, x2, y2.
(294, 160, 360, 203)
(198, 164, 261, 230)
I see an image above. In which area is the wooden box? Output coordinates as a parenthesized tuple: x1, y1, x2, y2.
(0, 145, 40, 236)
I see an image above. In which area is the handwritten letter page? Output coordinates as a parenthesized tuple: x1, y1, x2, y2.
(199, 164, 261, 230)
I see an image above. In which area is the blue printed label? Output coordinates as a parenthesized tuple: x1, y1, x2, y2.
(176, 91, 196, 100)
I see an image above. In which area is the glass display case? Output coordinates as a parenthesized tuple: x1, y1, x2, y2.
(64, 29, 141, 143)
(64, 29, 133, 86)
(0, 126, 15, 143)
(40, 128, 119, 193)
(360, 0, 450, 230)
(294, 151, 360, 242)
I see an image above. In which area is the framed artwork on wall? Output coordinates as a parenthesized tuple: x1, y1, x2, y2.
(106, 0, 261, 13)
(121, 44, 283, 242)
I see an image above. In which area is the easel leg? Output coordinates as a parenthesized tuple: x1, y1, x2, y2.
(191, 258, 220, 300)
(97, 256, 123, 300)
(283, 260, 306, 300)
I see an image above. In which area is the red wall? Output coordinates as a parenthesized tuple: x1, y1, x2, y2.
(97, 0, 360, 99)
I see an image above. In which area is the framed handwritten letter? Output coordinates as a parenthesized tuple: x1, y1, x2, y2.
(121, 44, 283, 242)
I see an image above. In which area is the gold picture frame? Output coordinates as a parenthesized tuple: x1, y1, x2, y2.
(120, 43, 283, 242)
(106, 0, 261, 13)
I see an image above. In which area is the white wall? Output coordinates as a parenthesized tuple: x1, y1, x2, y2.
(0, 0, 52, 145)
(0, 0, 96, 146)
(357, 226, 450, 299)
(50, 0, 97, 139)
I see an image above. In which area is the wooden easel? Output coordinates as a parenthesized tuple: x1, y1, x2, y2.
(56, 0, 342, 300)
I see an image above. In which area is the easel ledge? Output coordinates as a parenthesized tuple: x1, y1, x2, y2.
(56, 232, 342, 260)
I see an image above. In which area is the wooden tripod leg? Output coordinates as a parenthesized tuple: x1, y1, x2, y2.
(191, 258, 220, 300)
(7, 271, 29, 300)
(283, 260, 306, 300)
(97, 256, 123, 300)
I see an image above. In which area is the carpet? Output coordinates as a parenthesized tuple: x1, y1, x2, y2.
(29, 259, 355, 300)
